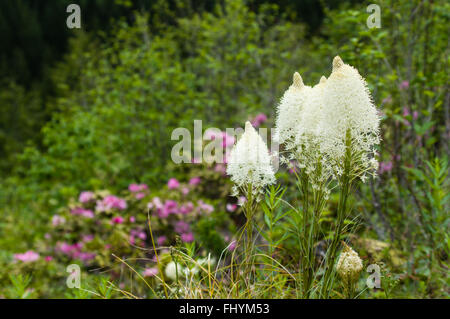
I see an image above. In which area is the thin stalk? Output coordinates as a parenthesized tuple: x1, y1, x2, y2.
(320, 130, 353, 298)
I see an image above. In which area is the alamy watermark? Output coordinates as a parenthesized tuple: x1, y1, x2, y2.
(170, 120, 279, 171)
(366, 4, 381, 29)
(66, 4, 81, 29)
(66, 264, 81, 288)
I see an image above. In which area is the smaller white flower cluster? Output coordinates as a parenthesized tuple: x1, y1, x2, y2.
(226, 121, 276, 197)
(275, 56, 381, 184)
(336, 242, 363, 284)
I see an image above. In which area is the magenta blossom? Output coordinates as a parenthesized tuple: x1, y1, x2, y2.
(129, 216, 136, 223)
(399, 81, 409, 90)
(14, 251, 40, 263)
(214, 163, 226, 175)
(251, 113, 268, 128)
(52, 214, 66, 226)
(112, 216, 125, 224)
(238, 196, 247, 206)
(79, 191, 95, 203)
(78, 252, 96, 262)
(135, 192, 146, 200)
(379, 161, 393, 174)
(174, 221, 190, 234)
(45, 256, 53, 262)
(226, 203, 237, 212)
(198, 200, 214, 214)
(221, 132, 236, 148)
(228, 240, 237, 252)
(189, 176, 201, 186)
(181, 232, 194, 243)
(167, 178, 180, 189)
(157, 236, 167, 246)
(163, 200, 178, 215)
(143, 267, 159, 277)
(128, 183, 148, 192)
(81, 234, 94, 243)
(71, 208, 94, 218)
(97, 195, 127, 211)
(180, 202, 194, 215)
(181, 187, 190, 195)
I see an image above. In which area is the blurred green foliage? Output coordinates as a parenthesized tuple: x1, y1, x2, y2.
(0, 0, 448, 298)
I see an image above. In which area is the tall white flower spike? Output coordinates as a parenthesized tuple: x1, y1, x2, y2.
(275, 72, 312, 148)
(292, 75, 334, 184)
(319, 56, 380, 180)
(227, 121, 275, 196)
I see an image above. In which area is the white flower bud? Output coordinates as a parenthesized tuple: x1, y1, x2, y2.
(226, 121, 276, 195)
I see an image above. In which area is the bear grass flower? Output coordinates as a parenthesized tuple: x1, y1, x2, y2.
(336, 242, 363, 298)
(319, 56, 380, 181)
(336, 242, 363, 283)
(275, 72, 312, 149)
(226, 121, 275, 197)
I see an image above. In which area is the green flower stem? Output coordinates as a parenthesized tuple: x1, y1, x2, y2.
(321, 129, 353, 298)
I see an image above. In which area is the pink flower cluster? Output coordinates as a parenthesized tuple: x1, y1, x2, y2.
(251, 113, 268, 128)
(189, 177, 201, 186)
(52, 214, 66, 226)
(128, 183, 149, 199)
(56, 242, 96, 262)
(379, 161, 393, 175)
(399, 81, 409, 90)
(111, 216, 125, 224)
(128, 183, 148, 192)
(148, 197, 200, 218)
(14, 250, 40, 263)
(96, 195, 127, 212)
(71, 208, 94, 218)
(143, 267, 158, 277)
(198, 200, 214, 214)
(79, 191, 95, 203)
(168, 178, 180, 189)
(129, 228, 147, 245)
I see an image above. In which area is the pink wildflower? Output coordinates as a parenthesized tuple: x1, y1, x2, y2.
(135, 192, 146, 200)
(112, 216, 125, 224)
(226, 203, 237, 212)
(181, 232, 194, 243)
(129, 183, 148, 192)
(228, 240, 237, 252)
(379, 161, 393, 174)
(180, 202, 194, 215)
(157, 236, 167, 246)
(174, 221, 190, 234)
(79, 191, 95, 203)
(71, 208, 94, 218)
(143, 267, 158, 277)
(251, 113, 268, 128)
(97, 195, 127, 211)
(167, 178, 180, 189)
(189, 177, 201, 186)
(51, 214, 65, 226)
(399, 81, 409, 90)
(14, 251, 40, 263)
(198, 200, 214, 214)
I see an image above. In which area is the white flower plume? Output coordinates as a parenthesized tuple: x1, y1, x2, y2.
(275, 72, 312, 148)
(292, 75, 334, 185)
(226, 121, 275, 195)
(318, 56, 381, 180)
(336, 242, 363, 283)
